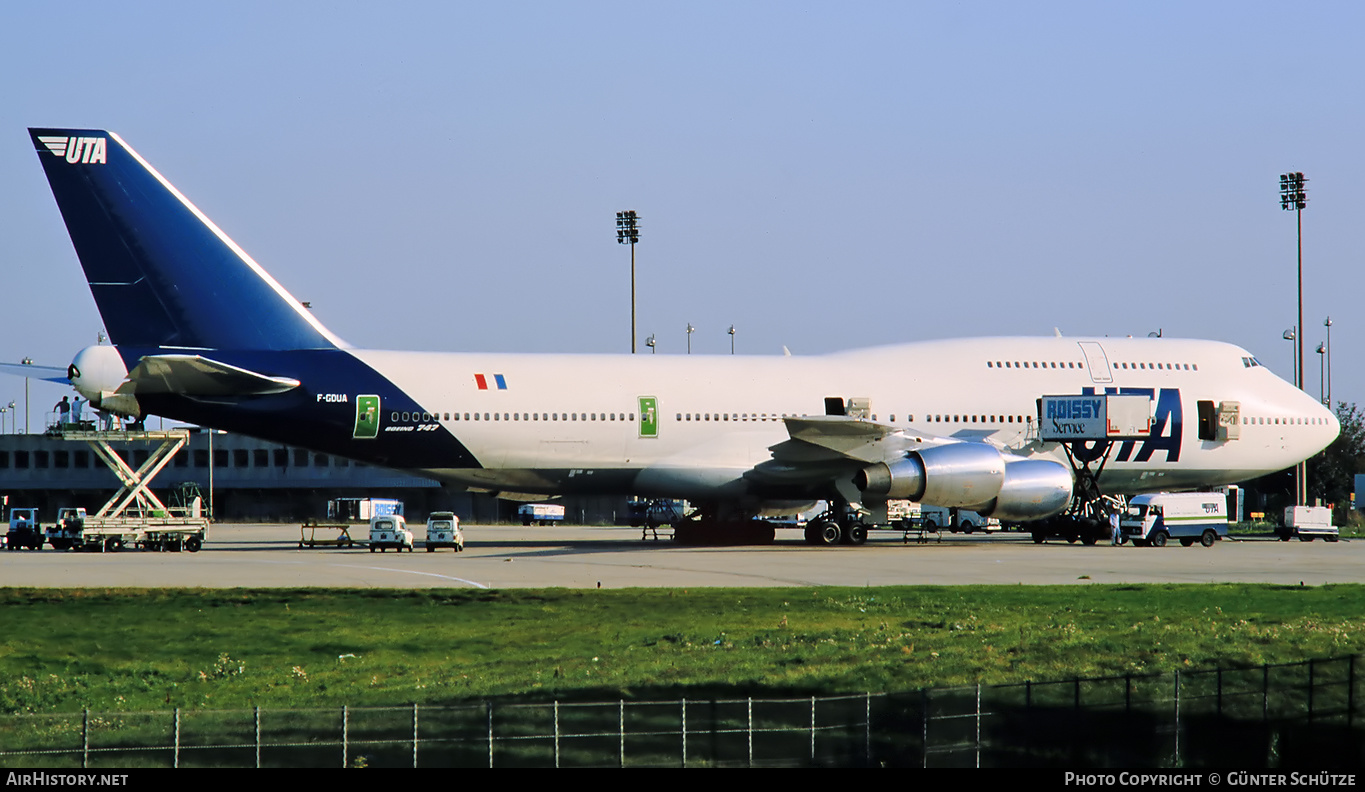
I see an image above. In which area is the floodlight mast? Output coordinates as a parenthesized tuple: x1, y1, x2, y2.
(1279, 171, 1308, 506)
(1324, 316, 1332, 407)
(616, 211, 640, 353)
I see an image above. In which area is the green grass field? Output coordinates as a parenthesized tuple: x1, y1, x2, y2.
(2, 584, 1362, 715)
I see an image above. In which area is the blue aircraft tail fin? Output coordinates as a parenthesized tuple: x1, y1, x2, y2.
(29, 128, 344, 351)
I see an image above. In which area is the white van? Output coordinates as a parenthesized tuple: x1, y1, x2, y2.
(425, 511, 464, 552)
(1120, 493, 1227, 548)
(369, 514, 414, 552)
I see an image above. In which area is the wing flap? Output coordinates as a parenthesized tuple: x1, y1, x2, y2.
(775, 416, 928, 464)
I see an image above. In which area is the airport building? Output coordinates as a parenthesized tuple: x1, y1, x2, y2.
(0, 428, 624, 524)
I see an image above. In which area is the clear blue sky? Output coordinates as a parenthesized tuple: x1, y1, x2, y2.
(1, 2, 1360, 429)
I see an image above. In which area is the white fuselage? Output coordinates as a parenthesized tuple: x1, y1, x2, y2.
(348, 336, 1337, 503)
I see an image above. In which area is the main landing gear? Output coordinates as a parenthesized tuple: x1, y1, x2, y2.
(802, 499, 869, 546)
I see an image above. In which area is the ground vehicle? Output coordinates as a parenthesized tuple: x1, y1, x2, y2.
(329, 498, 404, 522)
(625, 498, 688, 529)
(369, 514, 414, 552)
(518, 503, 565, 526)
(425, 511, 464, 552)
(1281, 506, 1339, 542)
(1120, 493, 1227, 548)
(6, 508, 44, 550)
(918, 504, 1000, 533)
(46, 507, 88, 550)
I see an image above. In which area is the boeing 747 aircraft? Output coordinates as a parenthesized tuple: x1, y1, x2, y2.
(21, 128, 1340, 544)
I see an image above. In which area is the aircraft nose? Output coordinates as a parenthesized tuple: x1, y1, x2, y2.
(1303, 394, 1340, 456)
(1323, 401, 1341, 441)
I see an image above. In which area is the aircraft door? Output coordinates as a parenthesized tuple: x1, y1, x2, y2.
(1077, 342, 1113, 384)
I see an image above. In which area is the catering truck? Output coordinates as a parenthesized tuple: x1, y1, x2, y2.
(1120, 492, 1228, 547)
(518, 503, 566, 526)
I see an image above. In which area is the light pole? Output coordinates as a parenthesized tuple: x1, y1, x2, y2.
(1316, 342, 1326, 405)
(728, 325, 736, 355)
(686, 323, 695, 354)
(1280, 171, 1308, 506)
(1283, 328, 1297, 386)
(1324, 316, 1332, 407)
(645, 334, 656, 354)
(616, 211, 640, 353)
(4, 402, 12, 435)
(20, 357, 33, 434)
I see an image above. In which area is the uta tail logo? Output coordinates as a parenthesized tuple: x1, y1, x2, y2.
(38, 135, 107, 164)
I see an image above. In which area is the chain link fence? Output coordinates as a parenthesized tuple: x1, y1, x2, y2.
(1, 656, 1360, 768)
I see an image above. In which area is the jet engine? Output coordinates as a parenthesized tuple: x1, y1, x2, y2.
(966, 457, 1073, 521)
(855, 442, 1073, 522)
(68, 345, 140, 417)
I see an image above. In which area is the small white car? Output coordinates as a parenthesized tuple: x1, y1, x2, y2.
(425, 511, 464, 552)
(369, 514, 414, 552)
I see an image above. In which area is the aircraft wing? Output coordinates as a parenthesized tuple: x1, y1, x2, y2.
(746, 415, 946, 489)
(118, 354, 301, 397)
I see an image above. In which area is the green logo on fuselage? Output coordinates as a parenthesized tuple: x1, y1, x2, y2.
(638, 396, 658, 438)
(354, 395, 380, 439)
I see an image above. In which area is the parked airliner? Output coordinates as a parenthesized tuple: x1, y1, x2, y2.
(21, 128, 1339, 544)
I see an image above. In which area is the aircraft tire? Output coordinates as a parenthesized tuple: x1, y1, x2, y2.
(1200, 530, 1216, 548)
(814, 520, 841, 546)
(1180, 538, 1195, 547)
(842, 524, 868, 546)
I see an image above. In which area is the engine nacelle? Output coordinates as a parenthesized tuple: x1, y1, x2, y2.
(68, 345, 140, 417)
(856, 443, 1074, 522)
(967, 458, 1074, 522)
(856, 442, 1007, 507)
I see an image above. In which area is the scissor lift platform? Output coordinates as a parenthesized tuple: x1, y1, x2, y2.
(47, 428, 209, 552)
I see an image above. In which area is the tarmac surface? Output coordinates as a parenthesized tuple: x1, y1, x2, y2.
(1, 523, 1362, 589)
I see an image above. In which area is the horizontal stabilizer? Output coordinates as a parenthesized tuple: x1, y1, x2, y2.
(0, 361, 71, 384)
(119, 355, 300, 397)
